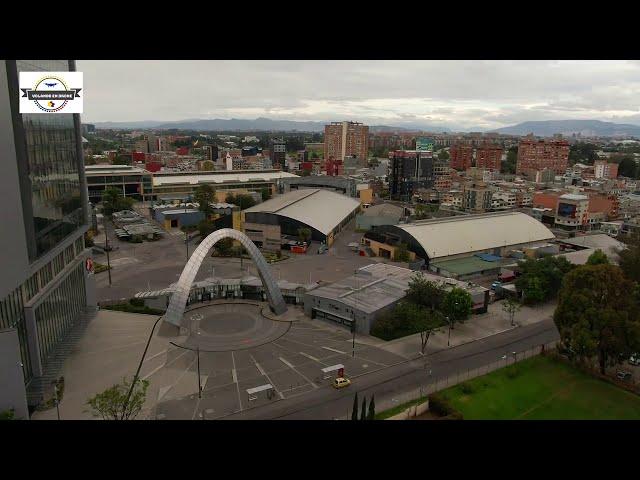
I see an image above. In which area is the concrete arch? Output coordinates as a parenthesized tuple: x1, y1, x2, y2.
(164, 228, 287, 327)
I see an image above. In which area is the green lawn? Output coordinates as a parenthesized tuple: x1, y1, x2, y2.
(439, 355, 640, 420)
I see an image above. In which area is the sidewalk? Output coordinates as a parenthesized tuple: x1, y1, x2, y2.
(377, 299, 557, 359)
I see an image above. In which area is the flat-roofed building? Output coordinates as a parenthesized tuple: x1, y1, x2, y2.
(85, 164, 153, 202)
(151, 170, 298, 202)
(304, 263, 489, 334)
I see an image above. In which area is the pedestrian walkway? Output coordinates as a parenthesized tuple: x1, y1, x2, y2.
(377, 299, 557, 359)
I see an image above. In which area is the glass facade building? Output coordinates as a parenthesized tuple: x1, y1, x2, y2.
(0, 59, 94, 409)
(15, 60, 84, 261)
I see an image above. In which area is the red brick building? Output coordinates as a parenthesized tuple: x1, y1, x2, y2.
(450, 144, 474, 171)
(324, 121, 369, 164)
(516, 135, 569, 175)
(475, 143, 503, 172)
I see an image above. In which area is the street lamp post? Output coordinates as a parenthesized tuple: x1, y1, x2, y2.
(52, 380, 61, 420)
(447, 316, 451, 347)
(197, 346, 202, 399)
(103, 215, 112, 286)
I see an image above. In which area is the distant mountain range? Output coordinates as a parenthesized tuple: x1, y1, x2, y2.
(93, 117, 452, 133)
(491, 120, 640, 138)
(92, 117, 640, 138)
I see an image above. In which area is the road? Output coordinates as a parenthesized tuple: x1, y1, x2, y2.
(220, 318, 559, 420)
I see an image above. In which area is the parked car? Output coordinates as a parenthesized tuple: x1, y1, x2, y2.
(617, 370, 633, 381)
(332, 377, 351, 389)
(491, 281, 502, 291)
(629, 354, 640, 366)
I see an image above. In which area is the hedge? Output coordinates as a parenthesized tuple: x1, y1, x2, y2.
(429, 393, 463, 419)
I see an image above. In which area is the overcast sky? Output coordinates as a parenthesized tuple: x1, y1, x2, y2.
(77, 60, 640, 130)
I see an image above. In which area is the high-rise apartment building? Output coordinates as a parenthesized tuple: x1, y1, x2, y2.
(450, 144, 474, 171)
(516, 135, 569, 176)
(203, 144, 219, 162)
(0, 60, 96, 415)
(389, 150, 434, 200)
(594, 160, 619, 179)
(271, 138, 286, 170)
(324, 121, 369, 164)
(475, 143, 503, 172)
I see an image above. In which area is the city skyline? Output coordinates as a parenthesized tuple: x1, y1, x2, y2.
(78, 60, 640, 130)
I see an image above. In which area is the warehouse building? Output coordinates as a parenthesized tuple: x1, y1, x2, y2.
(363, 211, 555, 268)
(303, 263, 489, 334)
(243, 189, 361, 247)
(151, 170, 298, 202)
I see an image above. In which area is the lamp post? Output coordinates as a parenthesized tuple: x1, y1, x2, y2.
(102, 210, 112, 286)
(447, 316, 451, 347)
(52, 380, 61, 420)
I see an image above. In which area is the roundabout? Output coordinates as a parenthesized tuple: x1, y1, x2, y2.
(178, 302, 291, 352)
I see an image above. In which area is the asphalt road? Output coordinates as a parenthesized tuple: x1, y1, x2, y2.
(220, 318, 560, 420)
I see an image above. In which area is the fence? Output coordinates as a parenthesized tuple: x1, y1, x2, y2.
(339, 339, 559, 420)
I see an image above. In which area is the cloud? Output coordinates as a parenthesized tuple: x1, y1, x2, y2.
(78, 60, 640, 129)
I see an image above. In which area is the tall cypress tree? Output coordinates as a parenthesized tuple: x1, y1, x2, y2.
(351, 392, 359, 421)
(360, 396, 367, 420)
(367, 395, 375, 420)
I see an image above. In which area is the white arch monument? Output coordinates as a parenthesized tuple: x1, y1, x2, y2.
(164, 228, 287, 327)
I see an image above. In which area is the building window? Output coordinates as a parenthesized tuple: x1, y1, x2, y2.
(0, 287, 32, 383)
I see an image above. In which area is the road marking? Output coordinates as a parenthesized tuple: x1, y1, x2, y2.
(141, 364, 165, 381)
(232, 368, 238, 383)
(249, 353, 284, 399)
(231, 352, 243, 411)
(322, 346, 346, 354)
(299, 352, 319, 362)
(279, 357, 294, 368)
(143, 349, 167, 364)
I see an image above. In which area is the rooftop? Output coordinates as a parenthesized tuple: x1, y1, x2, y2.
(152, 170, 298, 187)
(393, 212, 555, 259)
(244, 189, 361, 235)
(306, 263, 487, 314)
(85, 164, 149, 175)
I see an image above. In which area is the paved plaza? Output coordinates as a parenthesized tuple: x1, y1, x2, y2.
(153, 302, 406, 420)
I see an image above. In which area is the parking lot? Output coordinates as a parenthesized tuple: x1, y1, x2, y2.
(153, 303, 405, 420)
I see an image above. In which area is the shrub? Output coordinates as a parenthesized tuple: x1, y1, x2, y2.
(129, 298, 145, 307)
(428, 393, 462, 418)
(460, 382, 475, 395)
(506, 367, 520, 379)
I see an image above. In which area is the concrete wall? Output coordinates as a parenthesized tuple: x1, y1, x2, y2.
(0, 329, 29, 419)
(0, 62, 30, 299)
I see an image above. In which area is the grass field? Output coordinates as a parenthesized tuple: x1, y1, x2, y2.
(439, 355, 640, 420)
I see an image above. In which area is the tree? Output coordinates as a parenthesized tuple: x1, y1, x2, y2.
(618, 234, 640, 283)
(441, 287, 473, 328)
(502, 297, 521, 327)
(413, 308, 444, 355)
(297, 227, 312, 244)
(367, 396, 376, 420)
(360, 396, 367, 420)
(214, 237, 233, 256)
(515, 255, 574, 305)
(86, 377, 149, 420)
(197, 219, 215, 239)
(201, 160, 215, 171)
(227, 193, 256, 210)
(261, 187, 272, 201)
(393, 243, 410, 262)
(554, 264, 640, 374)
(225, 193, 236, 204)
(437, 149, 450, 161)
(501, 147, 518, 174)
(352, 392, 359, 420)
(586, 249, 610, 265)
(102, 187, 133, 216)
(193, 184, 215, 216)
(406, 273, 446, 311)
